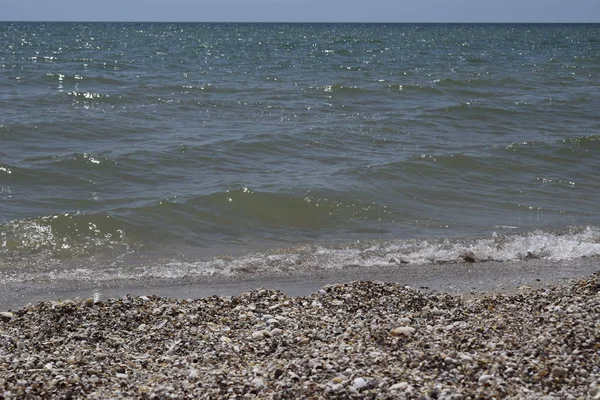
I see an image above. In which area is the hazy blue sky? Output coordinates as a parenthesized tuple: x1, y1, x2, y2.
(1, 0, 599, 22)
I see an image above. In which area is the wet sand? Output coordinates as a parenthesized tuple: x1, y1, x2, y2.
(2, 257, 599, 311)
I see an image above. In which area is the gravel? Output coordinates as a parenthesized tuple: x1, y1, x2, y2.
(1, 272, 599, 399)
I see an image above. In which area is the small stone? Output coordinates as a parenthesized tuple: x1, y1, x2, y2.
(251, 377, 264, 388)
(221, 335, 231, 343)
(139, 296, 150, 301)
(270, 328, 283, 336)
(252, 331, 265, 340)
(189, 369, 199, 379)
(83, 298, 95, 307)
(266, 318, 280, 325)
(390, 326, 415, 336)
(116, 373, 128, 379)
(352, 377, 367, 389)
(588, 386, 600, 399)
(0, 312, 14, 320)
(551, 366, 568, 378)
(389, 382, 409, 391)
(431, 308, 445, 316)
(478, 374, 493, 383)
(331, 383, 344, 392)
(137, 324, 147, 332)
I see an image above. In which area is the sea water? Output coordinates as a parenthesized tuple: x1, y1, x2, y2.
(1, 23, 599, 298)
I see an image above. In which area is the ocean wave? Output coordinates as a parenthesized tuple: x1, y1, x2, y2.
(66, 90, 112, 103)
(501, 134, 600, 155)
(0, 188, 393, 260)
(10, 152, 120, 185)
(386, 83, 444, 94)
(126, 188, 393, 231)
(0, 212, 131, 258)
(2, 226, 599, 285)
(563, 134, 600, 151)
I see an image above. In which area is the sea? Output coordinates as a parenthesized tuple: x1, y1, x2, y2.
(1, 22, 600, 306)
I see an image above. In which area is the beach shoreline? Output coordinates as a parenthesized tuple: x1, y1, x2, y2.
(2, 256, 599, 312)
(1, 270, 599, 398)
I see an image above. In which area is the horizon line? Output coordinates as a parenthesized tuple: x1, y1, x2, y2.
(1, 20, 599, 24)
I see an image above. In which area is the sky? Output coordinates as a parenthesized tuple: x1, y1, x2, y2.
(1, 0, 599, 23)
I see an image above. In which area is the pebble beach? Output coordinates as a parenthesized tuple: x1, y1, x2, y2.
(1, 273, 599, 399)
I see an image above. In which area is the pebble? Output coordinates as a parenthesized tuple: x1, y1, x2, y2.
(82, 298, 95, 307)
(352, 377, 367, 389)
(478, 374, 493, 383)
(270, 328, 283, 336)
(551, 366, 568, 378)
(329, 383, 344, 392)
(389, 382, 409, 391)
(251, 330, 265, 340)
(444, 357, 456, 365)
(251, 377, 264, 388)
(390, 326, 415, 336)
(588, 386, 600, 399)
(0, 312, 14, 320)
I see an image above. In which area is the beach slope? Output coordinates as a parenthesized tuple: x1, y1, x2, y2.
(1, 273, 599, 399)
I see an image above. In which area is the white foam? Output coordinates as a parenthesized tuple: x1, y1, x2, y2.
(2, 227, 599, 284)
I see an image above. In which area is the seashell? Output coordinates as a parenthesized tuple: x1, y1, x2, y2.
(153, 320, 167, 330)
(390, 326, 415, 336)
(0, 312, 14, 321)
(220, 336, 231, 343)
(390, 382, 409, 391)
